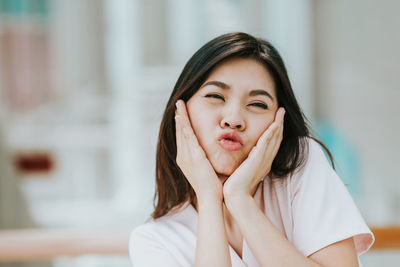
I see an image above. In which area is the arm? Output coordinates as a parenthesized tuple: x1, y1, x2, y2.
(226, 194, 319, 266)
(195, 193, 232, 267)
(223, 108, 359, 266)
(225, 194, 358, 267)
(175, 100, 231, 267)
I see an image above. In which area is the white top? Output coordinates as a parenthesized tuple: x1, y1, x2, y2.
(129, 138, 374, 266)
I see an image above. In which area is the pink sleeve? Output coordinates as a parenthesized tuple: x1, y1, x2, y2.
(290, 139, 374, 257)
(129, 224, 182, 267)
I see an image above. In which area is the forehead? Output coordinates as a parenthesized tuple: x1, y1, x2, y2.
(203, 57, 276, 97)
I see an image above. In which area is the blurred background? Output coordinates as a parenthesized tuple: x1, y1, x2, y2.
(0, 0, 399, 266)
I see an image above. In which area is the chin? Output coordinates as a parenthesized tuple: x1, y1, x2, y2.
(207, 149, 245, 176)
(212, 162, 238, 177)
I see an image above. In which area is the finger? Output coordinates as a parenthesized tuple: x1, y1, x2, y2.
(257, 122, 279, 147)
(176, 101, 205, 158)
(278, 111, 284, 141)
(263, 126, 279, 155)
(247, 107, 284, 160)
(268, 128, 281, 158)
(175, 114, 184, 154)
(274, 107, 285, 124)
(175, 103, 191, 153)
(175, 99, 188, 117)
(273, 124, 283, 154)
(176, 100, 194, 129)
(276, 107, 285, 142)
(175, 101, 188, 142)
(269, 109, 285, 157)
(264, 108, 284, 145)
(266, 107, 285, 146)
(175, 101, 184, 139)
(256, 108, 285, 157)
(176, 100, 196, 138)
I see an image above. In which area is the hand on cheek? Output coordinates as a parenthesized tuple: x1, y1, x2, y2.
(223, 107, 286, 202)
(175, 100, 223, 200)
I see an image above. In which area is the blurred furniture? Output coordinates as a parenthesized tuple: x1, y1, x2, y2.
(0, 229, 129, 262)
(370, 226, 400, 250)
(0, 226, 399, 262)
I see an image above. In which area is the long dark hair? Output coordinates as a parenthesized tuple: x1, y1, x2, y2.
(151, 32, 333, 219)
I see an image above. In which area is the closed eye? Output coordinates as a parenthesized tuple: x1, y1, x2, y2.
(205, 93, 225, 101)
(248, 102, 268, 109)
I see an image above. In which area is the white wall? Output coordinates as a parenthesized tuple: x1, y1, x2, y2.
(314, 0, 400, 225)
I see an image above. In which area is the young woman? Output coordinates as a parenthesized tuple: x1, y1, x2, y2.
(129, 32, 374, 266)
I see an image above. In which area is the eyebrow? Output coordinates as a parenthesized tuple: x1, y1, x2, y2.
(201, 80, 275, 101)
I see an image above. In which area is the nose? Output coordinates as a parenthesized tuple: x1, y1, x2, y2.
(220, 105, 245, 131)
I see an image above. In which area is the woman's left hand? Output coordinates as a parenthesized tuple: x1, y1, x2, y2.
(223, 107, 286, 202)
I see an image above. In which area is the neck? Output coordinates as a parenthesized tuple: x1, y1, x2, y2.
(222, 200, 235, 229)
(218, 173, 229, 184)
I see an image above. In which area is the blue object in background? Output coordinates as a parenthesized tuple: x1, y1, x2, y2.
(0, 0, 48, 17)
(315, 119, 361, 204)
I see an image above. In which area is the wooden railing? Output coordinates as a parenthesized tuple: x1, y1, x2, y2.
(0, 229, 129, 262)
(0, 226, 399, 262)
(370, 226, 400, 250)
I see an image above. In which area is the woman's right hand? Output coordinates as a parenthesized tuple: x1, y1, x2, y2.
(175, 100, 223, 201)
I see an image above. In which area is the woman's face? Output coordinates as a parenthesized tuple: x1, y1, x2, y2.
(186, 57, 279, 179)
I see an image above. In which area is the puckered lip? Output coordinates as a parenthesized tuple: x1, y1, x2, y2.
(217, 131, 243, 145)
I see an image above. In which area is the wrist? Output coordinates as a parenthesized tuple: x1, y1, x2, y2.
(224, 191, 253, 212)
(223, 184, 251, 201)
(197, 189, 223, 208)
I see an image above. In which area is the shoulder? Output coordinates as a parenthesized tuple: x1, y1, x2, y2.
(130, 214, 177, 243)
(129, 203, 197, 266)
(285, 138, 375, 256)
(129, 221, 183, 266)
(128, 210, 180, 265)
(130, 202, 196, 247)
(302, 136, 332, 169)
(130, 220, 157, 242)
(289, 137, 334, 189)
(129, 221, 160, 253)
